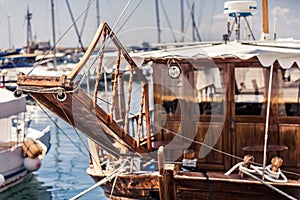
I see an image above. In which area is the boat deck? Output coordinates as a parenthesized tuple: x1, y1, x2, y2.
(87, 167, 300, 200)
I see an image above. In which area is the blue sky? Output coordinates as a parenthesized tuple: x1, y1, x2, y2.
(0, 0, 300, 50)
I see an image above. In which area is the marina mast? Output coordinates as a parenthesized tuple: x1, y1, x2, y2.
(50, 0, 57, 68)
(96, 0, 100, 27)
(26, 7, 33, 53)
(155, 0, 161, 43)
(7, 15, 11, 49)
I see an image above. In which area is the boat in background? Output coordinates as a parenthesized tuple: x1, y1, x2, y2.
(15, 0, 300, 199)
(0, 87, 51, 192)
(0, 51, 77, 91)
(0, 53, 37, 83)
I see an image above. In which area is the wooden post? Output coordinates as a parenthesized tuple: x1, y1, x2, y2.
(158, 146, 177, 200)
(159, 164, 176, 200)
(144, 84, 152, 151)
(119, 73, 126, 120)
(158, 146, 165, 175)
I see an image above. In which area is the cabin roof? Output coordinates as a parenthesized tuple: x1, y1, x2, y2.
(130, 41, 300, 68)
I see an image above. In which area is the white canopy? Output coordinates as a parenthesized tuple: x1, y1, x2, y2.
(0, 88, 26, 118)
(130, 41, 300, 69)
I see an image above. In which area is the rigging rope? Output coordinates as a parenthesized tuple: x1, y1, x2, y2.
(34, 95, 116, 176)
(70, 159, 129, 200)
(124, 67, 134, 134)
(95, 94, 244, 162)
(109, 50, 121, 121)
(93, 29, 107, 107)
(34, 100, 89, 158)
(27, 0, 96, 76)
(159, 0, 178, 42)
(241, 168, 297, 200)
(180, 0, 195, 42)
(262, 64, 274, 180)
(137, 83, 146, 147)
(19, 81, 300, 179)
(69, 0, 144, 92)
(55, 95, 106, 174)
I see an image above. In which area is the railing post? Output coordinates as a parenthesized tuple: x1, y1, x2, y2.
(144, 84, 152, 151)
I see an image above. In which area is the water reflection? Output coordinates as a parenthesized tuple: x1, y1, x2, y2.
(0, 174, 52, 200)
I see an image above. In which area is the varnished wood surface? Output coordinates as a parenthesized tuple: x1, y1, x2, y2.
(29, 88, 148, 157)
(88, 169, 300, 200)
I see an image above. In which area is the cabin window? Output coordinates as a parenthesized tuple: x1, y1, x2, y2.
(278, 68, 300, 116)
(195, 67, 224, 115)
(235, 67, 266, 115)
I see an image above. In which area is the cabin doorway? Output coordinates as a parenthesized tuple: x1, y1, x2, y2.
(231, 63, 300, 174)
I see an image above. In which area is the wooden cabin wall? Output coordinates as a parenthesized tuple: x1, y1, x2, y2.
(152, 60, 229, 169)
(280, 125, 300, 166)
(152, 58, 300, 175)
(274, 65, 300, 174)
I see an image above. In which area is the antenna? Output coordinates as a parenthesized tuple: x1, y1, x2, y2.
(223, 0, 257, 41)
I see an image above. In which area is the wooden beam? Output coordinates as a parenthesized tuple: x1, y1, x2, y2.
(68, 22, 106, 80)
(158, 163, 177, 200)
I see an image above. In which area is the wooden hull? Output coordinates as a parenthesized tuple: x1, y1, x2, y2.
(87, 169, 300, 200)
(174, 171, 300, 200)
(87, 168, 160, 199)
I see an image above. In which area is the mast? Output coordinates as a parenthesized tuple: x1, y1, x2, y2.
(7, 15, 11, 50)
(50, 0, 57, 68)
(65, 0, 85, 52)
(26, 7, 33, 53)
(96, 0, 100, 27)
(180, 0, 184, 34)
(191, 1, 195, 41)
(262, 0, 269, 40)
(155, 0, 161, 43)
(187, 0, 201, 41)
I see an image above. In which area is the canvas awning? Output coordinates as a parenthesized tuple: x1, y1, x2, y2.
(0, 88, 26, 118)
(129, 41, 300, 69)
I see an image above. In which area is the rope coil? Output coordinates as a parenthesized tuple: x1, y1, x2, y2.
(225, 162, 288, 183)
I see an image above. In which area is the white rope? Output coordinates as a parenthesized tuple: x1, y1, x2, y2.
(250, 165, 288, 183)
(109, 169, 120, 199)
(225, 162, 288, 183)
(69, 159, 129, 200)
(225, 162, 296, 199)
(262, 63, 274, 180)
(242, 169, 297, 200)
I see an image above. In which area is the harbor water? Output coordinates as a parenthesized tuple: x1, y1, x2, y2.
(0, 104, 108, 200)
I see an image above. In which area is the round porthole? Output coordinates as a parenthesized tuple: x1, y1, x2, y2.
(168, 65, 181, 79)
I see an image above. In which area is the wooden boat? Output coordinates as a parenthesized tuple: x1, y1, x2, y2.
(0, 87, 51, 192)
(15, 1, 300, 199)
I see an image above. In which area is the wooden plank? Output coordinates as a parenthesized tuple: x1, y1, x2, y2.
(279, 125, 300, 167)
(159, 163, 176, 200)
(68, 23, 106, 80)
